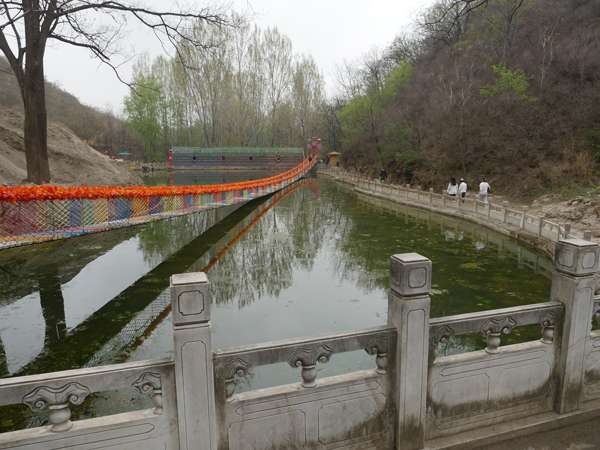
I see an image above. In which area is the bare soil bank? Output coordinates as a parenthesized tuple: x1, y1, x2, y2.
(0, 106, 143, 187)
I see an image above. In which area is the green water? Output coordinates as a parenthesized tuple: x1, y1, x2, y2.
(0, 174, 553, 430)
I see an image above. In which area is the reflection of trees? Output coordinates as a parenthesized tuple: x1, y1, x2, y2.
(9, 194, 276, 378)
(136, 207, 233, 267)
(38, 266, 67, 346)
(316, 180, 552, 319)
(0, 334, 7, 377)
(206, 182, 327, 308)
(0, 227, 139, 306)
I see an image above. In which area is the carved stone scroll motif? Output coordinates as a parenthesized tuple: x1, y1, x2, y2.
(430, 325, 455, 360)
(22, 382, 90, 432)
(364, 336, 388, 374)
(133, 372, 163, 414)
(539, 311, 556, 345)
(221, 358, 252, 402)
(593, 301, 600, 320)
(479, 316, 517, 354)
(287, 345, 334, 388)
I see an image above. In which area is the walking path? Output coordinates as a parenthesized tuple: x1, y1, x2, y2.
(477, 415, 600, 450)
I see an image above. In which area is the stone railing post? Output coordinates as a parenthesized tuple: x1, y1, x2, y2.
(429, 188, 433, 204)
(551, 239, 600, 414)
(171, 273, 217, 450)
(442, 190, 446, 207)
(564, 223, 571, 238)
(538, 216, 545, 236)
(520, 206, 528, 229)
(388, 254, 431, 450)
(502, 201, 509, 223)
(584, 231, 592, 241)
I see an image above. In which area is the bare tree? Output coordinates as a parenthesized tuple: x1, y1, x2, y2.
(0, 1, 232, 184)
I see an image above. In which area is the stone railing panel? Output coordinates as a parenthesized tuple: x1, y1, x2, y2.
(427, 298, 563, 440)
(213, 326, 396, 450)
(218, 370, 394, 450)
(583, 329, 600, 403)
(0, 358, 178, 449)
(213, 325, 396, 400)
(426, 339, 557, 439)
(429, 302, 563, 353)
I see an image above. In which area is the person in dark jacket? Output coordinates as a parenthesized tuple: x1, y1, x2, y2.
(380, 168, 387, 183)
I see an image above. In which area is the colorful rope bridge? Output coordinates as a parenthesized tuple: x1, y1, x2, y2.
(0, 151, 318, 250)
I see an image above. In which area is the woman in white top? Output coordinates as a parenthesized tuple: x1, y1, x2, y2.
(479, 177, 491, 203)
(447, 176, 458, 197)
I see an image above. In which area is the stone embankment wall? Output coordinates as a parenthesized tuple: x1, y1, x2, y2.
(317, 166, 595, 261)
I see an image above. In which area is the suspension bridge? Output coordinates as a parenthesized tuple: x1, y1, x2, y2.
(0, 147, 318, 249)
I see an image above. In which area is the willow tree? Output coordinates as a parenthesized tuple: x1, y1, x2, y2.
(0, 1, 232, 184)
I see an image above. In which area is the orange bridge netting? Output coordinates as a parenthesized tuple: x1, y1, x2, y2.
(0, 156, 317, 250)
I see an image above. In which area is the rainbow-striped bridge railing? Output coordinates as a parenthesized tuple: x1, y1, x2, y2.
(0, 156, 317, 249)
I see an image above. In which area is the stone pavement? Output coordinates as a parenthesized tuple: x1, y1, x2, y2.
(478, 416, 600, 450)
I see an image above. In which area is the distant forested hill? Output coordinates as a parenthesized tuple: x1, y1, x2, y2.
(0, 57, 136, 158)
(322, 0, 600, 195)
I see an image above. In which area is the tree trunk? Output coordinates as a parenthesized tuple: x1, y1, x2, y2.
(23, 0, 51, 184)
(23, 70, 50, 184)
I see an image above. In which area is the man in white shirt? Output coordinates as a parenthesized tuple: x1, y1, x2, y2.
(479, 177, 491, 203)
(458, 178, 467, 203)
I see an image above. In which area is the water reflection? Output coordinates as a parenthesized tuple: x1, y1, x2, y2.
(0, 175, 555, 430)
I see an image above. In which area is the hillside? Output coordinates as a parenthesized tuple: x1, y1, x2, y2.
(0, 106, 143, 187)
(324, 0, 600, 197)
(0, 57, 142, 160)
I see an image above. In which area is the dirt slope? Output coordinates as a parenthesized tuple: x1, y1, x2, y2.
(0, 106, 143, 187)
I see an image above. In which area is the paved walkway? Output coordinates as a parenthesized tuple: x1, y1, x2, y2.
(478, 416, 600, 450)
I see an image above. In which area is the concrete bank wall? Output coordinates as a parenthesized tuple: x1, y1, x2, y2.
(317, 166, 589, 260)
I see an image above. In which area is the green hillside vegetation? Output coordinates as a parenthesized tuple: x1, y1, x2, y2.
(323, 0, 600, 196)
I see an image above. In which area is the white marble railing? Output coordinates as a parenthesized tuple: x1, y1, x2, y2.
(1, 240, 600, 449)
(319, 165, 594, 243)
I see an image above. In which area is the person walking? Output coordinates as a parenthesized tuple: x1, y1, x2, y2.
(447, 176, 458, 198)
(479, 177, 491, 204)
(459, 178, 467, 203)
(380, 168, 387, 183)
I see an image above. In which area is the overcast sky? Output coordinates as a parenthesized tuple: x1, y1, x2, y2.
(42, 0, 431, 113)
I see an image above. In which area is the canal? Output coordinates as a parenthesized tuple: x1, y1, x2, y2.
(0, 172, 553, 430)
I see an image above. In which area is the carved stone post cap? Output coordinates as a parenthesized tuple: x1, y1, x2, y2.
(170, 271, 211, 325)
(554, 238, 599, 276)
(502, 201, 509, 207)
(389, 253, 432, 297)
(171, 272, 208, 286)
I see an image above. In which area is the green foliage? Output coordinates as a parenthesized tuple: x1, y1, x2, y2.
(480, 62, 537, 103)
(123, 74, 166, 162)
(338, 61, 413, 163)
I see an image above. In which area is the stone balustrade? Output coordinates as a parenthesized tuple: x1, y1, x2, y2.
(1, 236, 600, 450)
(320, 166, 592, 244)
(430, 302, 563, 356)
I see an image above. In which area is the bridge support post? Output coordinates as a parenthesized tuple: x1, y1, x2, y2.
(388, 254, 431, 450)
(551, 239, 599, 414)
(171, 273, 217, 450)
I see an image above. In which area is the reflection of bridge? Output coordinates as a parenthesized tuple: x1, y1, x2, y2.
(1, 178, 318, 431)
(85, 178, 318, 369)
(2, 177, 317, 381)
(0, 155, 317, 249)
